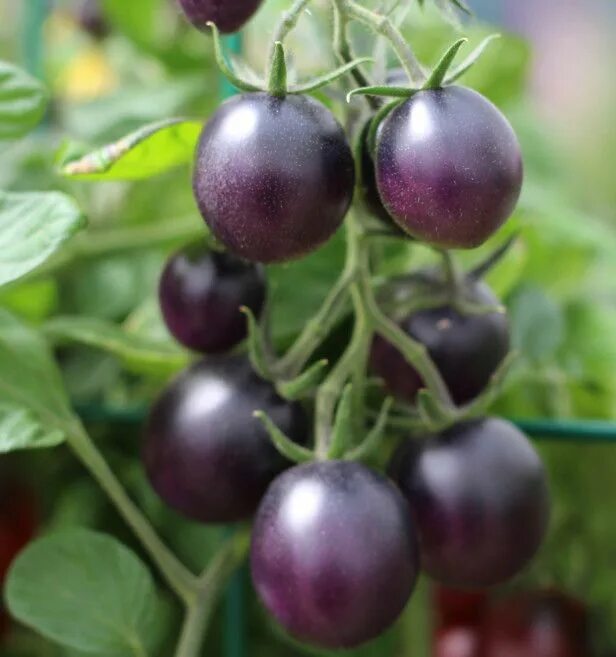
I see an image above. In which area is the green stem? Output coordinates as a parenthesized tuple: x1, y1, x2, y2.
(67, 421, 197, 604)
(368, 302, 453, 407)
(275, 272, 353, 377)
(345, 1, 425, 85)
(331, 0, 379, 110)
(267, 0, 313, 72)
(175, 530, 250, 657)
(314, 214, 372, 456)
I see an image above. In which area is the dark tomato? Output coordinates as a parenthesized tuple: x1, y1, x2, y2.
(177, 0, 263, 33)
(389, 418, 550, 588)
(78, 0, 110, 39)
(376, 86, 523, 248)
(251, 461, 419, 649)
(143, 356, 309, 523)
(435, 626, 481, 657)
(371, 280, 509, 405)
(482, 590, 590, 657)
(435, 586, 488, 630)
(193, 93, 355, 263)
(358, 68, 408, 226)
(159, 244, 266, 354)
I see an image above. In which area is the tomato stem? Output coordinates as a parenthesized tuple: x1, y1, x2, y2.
(175, 530, 250, 657)
(66, 421, 198, 603)
(344, 1, 426, 86)
(267, 0, 313, 74)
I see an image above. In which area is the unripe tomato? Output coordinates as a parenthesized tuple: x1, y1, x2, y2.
(177, 0, 264, 34)
(371, 279, 509, 405)
(389, 418, 550, 588)
(193, 93, 355, 263)
(143, 356, 309, 523)
(159, 244, 266, 353)
(375, 87, 523, 248)
(251, 461, 419, 649)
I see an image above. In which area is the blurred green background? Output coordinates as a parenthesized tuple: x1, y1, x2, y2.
(0, 0, 615, 655)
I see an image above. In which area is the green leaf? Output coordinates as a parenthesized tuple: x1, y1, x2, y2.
(6, 529, 165, 657)
(0, 403, 64, 453)
(268, 231, 346, 344)
(0, 191, 86, 288)
(61, 119, 203, 181)
(0, 309, 74, 433)
(0, 60, 48, 140)
(43, 315, 190, 377)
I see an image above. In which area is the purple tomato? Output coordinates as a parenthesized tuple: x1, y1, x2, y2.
(371, 279, 509, 405)
(143, 356, 309, 523)
(251, 460, 419, 648)
(193, 93, 355, 263)
(375, 86, 523, 248)
(177, 0, 264, 33)
(389, 418, 550, 588)
(159, 244, 266, 353)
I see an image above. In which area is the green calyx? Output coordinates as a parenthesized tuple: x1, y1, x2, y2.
(347, 34, 500, 102)
(209, 22, 372, 98)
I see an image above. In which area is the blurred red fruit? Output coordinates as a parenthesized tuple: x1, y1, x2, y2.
(435, 626, 481, 657)
(0, 480, 39, 641)
(482, 590, 591, 657)
(435, 586, 489, 630)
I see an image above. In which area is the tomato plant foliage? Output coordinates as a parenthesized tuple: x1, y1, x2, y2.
(0, 1, 614, 656)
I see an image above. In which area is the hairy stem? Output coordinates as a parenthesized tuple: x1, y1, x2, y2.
(275, 272, 353, 377)
(67, 421, 197, 603)
(345, 1, 425, 85)
(267, 0, 313, 70)
(331, 0, 379, 110)
(175, 530, 250, 657)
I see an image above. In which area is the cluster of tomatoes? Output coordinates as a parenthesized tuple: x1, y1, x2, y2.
(140, 0, 552, 650)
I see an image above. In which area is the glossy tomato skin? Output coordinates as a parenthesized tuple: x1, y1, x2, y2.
(193, 93, 355, 263)
(358, 68, 408, 226)
(482, 590, 590, 657)
(159, 244, 266, 353)
(390, 419, 549, 589)
(376, 87, 523, 248)
(251, 461, 419, 649)
(143, 356, 309, 523)
(177, 0, 264, 33)
(371, 280, 509, 405)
